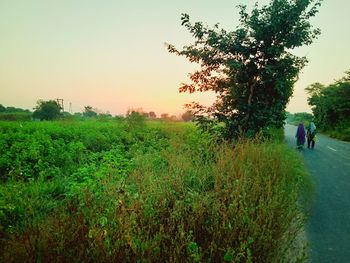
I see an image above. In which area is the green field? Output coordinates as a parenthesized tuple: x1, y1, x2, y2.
(0, 119, 310, 262)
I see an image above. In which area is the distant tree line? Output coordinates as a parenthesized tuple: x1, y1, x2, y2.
(126, 108, 194, 122)
(0, 104, 32, 121)
(0, 105, 30, 113)
(0, 101, 194, 122)
(286, 112, 313, 126)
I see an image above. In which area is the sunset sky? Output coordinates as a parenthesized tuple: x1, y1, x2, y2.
(1, 0, 349, 116)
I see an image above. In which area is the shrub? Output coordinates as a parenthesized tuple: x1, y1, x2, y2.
(0, 112, 32, 121)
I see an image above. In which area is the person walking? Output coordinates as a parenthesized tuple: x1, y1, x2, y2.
(307, 122, 317, 149)
(296, 123, 306, 149)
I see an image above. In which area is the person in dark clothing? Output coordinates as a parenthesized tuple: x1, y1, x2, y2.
(307, 122, 317, 149)
(296, 123, 306, 149)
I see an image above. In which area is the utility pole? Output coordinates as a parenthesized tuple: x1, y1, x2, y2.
(56, 98, 64, 112)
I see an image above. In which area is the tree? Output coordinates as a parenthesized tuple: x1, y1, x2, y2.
(286, 112, 313, 125)
(33, 100, 62, 120)
(126, 111, 146, 128)
(126, 108, 150, 118)
(168, 0, 322, 139)
(149, 111, 157, 119)
(305, 82, 324, 98)
(181, 110, 194, 122)
(306, 71, 350, 131)
(0, 104, 5, 112)
(160, 113, 169, 120)
(83, 106, 97, 117)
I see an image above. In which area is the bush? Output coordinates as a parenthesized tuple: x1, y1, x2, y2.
(328, 127, 350, 141)
(0, 112, 32, 121)
(126, 111, 146, 129)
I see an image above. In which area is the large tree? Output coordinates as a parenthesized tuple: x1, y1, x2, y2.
(168, 0, 322, 138)
(306, 71, 350, 131)
(33, 100, 62, 120)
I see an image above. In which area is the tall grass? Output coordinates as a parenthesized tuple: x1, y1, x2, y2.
(1, 121, 310, 262)
(327, 125, 350, 141)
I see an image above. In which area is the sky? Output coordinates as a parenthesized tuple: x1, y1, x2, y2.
(0, 0, 349, 116)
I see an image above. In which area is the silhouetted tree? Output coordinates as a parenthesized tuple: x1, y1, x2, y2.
(126, 108, 145, 116)
(149, 111, 157, 119)
(83, 106, 97, 117)
(168, 0, 322, 139)
(160, 113, 169, 120)
(181, 110, 194, 122)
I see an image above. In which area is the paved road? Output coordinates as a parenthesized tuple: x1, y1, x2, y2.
(285, 124, 350, 262)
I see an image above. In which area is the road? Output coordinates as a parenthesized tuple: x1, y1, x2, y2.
(285, 124, 350, 262)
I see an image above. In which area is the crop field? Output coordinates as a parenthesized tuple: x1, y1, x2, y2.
(0, 118, 310, 262)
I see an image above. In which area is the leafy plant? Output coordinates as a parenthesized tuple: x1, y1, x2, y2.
(306, 70, 350, 140)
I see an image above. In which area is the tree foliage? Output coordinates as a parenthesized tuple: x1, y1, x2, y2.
(0, 104, 6, 112)
(0, 104, 30, 113)
(149, 111, 157, 119)
(33, 100, 62, 120)
(83, 106, 98, 118)
(286, 111, 313, 126)
(0, 104, 32, 121)
(306, 70, 350, 131)
(181, 110, 195, 122)
(168, 0, 322, 138)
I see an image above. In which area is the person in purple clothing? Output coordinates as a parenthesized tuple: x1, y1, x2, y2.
(295, 123, 306, 149)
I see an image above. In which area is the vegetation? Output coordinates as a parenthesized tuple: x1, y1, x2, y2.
(0, 105, 30, 114)
(0, 104, 32, 121)
(286, 112, 313, 127)
(168, 0, 322, 139)
(149, 111, 157, 119)
(306, 71, 350, 141)
(0, 119, 310, 262)
(0, 1, 321, 260)
(33, 100, 62, 121)
(181, 110, 195, 122)
(83, 106, 98, 118)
